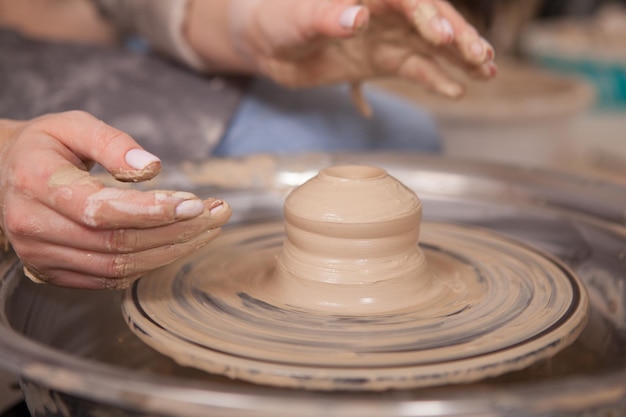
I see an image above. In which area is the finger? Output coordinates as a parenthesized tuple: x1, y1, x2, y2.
(23, 264, 140, 290)
(33, 110, 161, 182)
(8, 162, 210, 230)
(440, 48, 498, 80)
(469, 60, 498, 80)
(436, 1, 495, 66)
(23, 265, 140, 290)
(80, 189, 215, 229)
(397, 54, 465, 98)
(9, 198, 230, 253)
(42, 167, 209, 228)
(21, 227, 223, 287)
(387, 0, 454, 46)
(82, 198, 229, 252)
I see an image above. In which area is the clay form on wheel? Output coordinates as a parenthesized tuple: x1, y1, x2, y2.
(123, 165, 589, 391)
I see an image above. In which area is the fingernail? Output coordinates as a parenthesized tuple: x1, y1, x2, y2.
(429, 17, 454, 43)
(125, 149, 160, 170)
(441, 18, 454, 38)
(470, 39, 485, 59)
(488, 61, 498, 77)
(175, 199, 205, 219)
(209, 200, 226, 216)
(339, 5, 364, 29)
(481, 37, 495, 60)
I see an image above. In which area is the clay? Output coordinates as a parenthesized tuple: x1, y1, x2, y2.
(83, 188, 167, 227)
(123, 165, 589, 391)
(350, 82, 373, 118)
(112, 160, 161, 183)
(411, 1, 443, 45)
(47, 166, 104, 190)
(273, 165, 428, 313)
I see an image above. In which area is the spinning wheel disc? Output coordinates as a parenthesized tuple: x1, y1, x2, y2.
(123, 221, 588, 391)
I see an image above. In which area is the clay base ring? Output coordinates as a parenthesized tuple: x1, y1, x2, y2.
(123, 221, 588, 391)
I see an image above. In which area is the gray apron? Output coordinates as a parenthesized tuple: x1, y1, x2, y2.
(0, 29, 248, 162)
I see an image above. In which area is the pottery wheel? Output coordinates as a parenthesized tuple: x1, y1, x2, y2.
(122, 166, 588, 391)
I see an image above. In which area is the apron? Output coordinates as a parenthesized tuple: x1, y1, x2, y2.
(0, 29, 249, 162)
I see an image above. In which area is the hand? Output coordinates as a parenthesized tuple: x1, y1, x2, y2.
(187, 0, 496, 97)
(0, 111, 231, 289)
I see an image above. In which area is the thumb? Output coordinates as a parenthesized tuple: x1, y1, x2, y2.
(38, 111, 161, 183)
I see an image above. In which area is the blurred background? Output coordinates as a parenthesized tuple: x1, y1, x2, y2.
(0, 0, 625, 413)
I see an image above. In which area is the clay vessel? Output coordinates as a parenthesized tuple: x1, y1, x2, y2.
(272, 165, 430, 313)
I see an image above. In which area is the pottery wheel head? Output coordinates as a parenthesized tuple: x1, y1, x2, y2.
(123, 165, 589, 391)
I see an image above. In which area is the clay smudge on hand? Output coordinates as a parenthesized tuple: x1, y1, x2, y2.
(115, 148, 162, 183)
(410, 1, 454, 45)
(47, 165, 104, 200)
(82, 188, 198, 228)
(149, 190, 207, 220)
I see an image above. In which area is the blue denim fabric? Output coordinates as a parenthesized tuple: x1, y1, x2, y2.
(213, 79, 442, 157)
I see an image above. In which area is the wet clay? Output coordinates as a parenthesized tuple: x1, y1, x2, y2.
(123, 165, 589, 391)
(273, 166, 428, 313)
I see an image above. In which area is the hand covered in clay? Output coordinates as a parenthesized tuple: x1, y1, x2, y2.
(0, 111, 231, 289)
(187, 0, 496, 97)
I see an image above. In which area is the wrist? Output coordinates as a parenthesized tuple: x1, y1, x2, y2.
(185, 0, 258, 74)
(0, 119, 21, 169)
(0, 119, 21, 252)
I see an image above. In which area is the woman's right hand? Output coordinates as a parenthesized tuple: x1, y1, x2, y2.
(187, 0, 496, 96)
(0, 111, 231, 290)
